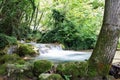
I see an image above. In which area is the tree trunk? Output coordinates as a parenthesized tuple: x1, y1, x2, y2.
(88, 0, 120, 78)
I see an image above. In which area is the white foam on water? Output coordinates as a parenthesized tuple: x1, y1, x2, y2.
(28, 43, 92, 63)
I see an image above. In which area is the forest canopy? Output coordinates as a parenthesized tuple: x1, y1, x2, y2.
(0, 0, 104, 50)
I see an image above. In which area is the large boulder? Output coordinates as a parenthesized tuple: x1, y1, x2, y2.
(33, 60, 53, 77)
(17, 44, 39, 57)
(6, 62, 34, 80)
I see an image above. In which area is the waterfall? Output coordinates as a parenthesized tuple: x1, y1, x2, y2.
(38, 44, 63, 54)
(28, 43, 92, 63)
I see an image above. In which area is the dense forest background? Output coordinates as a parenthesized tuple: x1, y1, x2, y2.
(0, 0, 105, 50)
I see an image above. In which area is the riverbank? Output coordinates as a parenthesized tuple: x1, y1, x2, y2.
(112, 51, 120, 63)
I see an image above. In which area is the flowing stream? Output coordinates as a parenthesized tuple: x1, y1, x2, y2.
(27, 42, 92, 63)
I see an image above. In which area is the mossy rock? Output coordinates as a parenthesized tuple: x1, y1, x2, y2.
(17, 44, 37, 57)
(39, 73, 64, 80)
(56, 61, 88, 80)
(6, 62, 34, 80)
(0, 54, 21, 64)
(33, 60, 52, 77)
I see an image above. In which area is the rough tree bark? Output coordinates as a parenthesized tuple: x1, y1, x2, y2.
(88, 0, 120, 79)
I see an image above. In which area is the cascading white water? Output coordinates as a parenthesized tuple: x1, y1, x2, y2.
(27, 42, 92, 63)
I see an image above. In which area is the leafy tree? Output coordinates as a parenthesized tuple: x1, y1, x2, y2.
(0, 0, 37, 39)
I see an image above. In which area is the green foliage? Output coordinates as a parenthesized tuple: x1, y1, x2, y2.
(0, 0, 38, 39)
(0, 0, 104, 50)
(56, 62, 88, 79)
(40, 8, 97, 50)
(0, 34, 17, 49)
(0, 54, 21, 64)
(33, 60, 52, 77)
(17, 44, 37, 57)
(90, 0, 104, 9)
(52, 9, 65, 26)
(26, 30, 42, 42)
(40, 0, 104, 50)
(64, 75, 71, 80)
(0, 34, 9, 49)
(7, 36, 17, 45)
(117, 39, 120, 48)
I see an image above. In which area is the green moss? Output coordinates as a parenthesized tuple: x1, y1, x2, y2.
(47, 74, 64, 80)
(16, 59, 26, 65)
(33, 60, 52, 77)
(87, 68, 97, 77)
(0, 64, 7, 75)
(39, 73, 64, 80)
(6, 63, 34, 80)
(17, 44, 37, 57)
(87, 62, 110, 77)
(0, 54, 21, 64)
(56, 61, 88, 79)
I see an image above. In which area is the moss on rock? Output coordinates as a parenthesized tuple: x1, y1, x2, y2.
(6, 62, 34, 80)
(33, 60, 52, 77)
(39, 73, 64, 80)
(47, 74, 64, 80)
(56, 61, 88, 80)
(17, 44, 37, 57)
(16, 59, 26, 65)
(0, 54, 21, 64)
